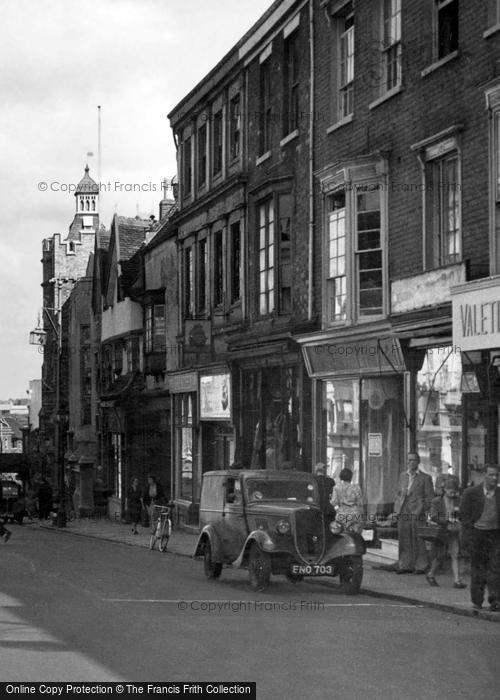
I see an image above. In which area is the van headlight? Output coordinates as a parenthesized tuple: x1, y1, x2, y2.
(329, 521, 343, 535)
(276, 519, 290, 534)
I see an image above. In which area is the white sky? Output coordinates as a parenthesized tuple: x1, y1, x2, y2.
(0, 0, 274, 400)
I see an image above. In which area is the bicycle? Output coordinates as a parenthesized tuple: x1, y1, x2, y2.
(149, 504, 173, 552)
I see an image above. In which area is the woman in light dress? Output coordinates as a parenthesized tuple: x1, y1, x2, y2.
(330, 467, 364, 533)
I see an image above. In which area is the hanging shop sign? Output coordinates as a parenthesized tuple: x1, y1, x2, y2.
(200, 372, 231, 421)
(451, 276, 500, 351)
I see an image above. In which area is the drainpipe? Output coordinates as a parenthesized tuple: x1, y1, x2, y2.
(308, 0, 315, 320)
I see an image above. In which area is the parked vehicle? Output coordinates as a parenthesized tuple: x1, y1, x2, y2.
(0, 479, 25, 524)
(194, 469, 369, 594)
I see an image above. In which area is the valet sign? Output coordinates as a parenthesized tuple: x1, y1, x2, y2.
(200, 372, 231, 420)
(452, 277, 500, 351)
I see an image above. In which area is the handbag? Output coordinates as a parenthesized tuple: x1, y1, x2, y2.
(416, 517, 446, 543)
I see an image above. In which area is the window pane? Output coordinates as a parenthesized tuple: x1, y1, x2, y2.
(357, 211, 381, 232)
(358, 230, 381, 250)
(358, 250, 382, 270)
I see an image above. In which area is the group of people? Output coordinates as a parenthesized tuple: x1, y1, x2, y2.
(126, 474, 168, 534)
(393, 452, 500, 612)
(316, 453, 500, 613)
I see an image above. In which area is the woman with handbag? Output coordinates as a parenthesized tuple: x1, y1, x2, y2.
(426, 475, 466, 588)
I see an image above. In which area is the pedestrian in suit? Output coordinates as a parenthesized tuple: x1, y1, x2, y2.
(393, 452, 434, 574)
(127, 476, 142, 535)
(314, 463, 335, 518)
(460, 465, 500, 612)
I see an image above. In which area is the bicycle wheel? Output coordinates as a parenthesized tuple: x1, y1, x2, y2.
(149, 533, 157, 549)
(159, 518, 172, 552)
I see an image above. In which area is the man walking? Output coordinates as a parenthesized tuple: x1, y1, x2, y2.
(393, 452, 434, 574)
(460, 465, 500, 612)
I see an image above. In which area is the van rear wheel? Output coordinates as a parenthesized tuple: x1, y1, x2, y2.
(203, 542, 222, 579)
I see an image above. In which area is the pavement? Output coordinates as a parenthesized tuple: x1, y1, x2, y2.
(16, 514, 500, 623)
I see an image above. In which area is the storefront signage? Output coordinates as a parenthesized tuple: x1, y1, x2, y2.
(200, 373, 231, 421)
(368, 433, 383, 457)
(167, 371, 198, 394)
(452, 276, 500, 351)
(303, 337, 405, 377)
(391, 263, 465, 314)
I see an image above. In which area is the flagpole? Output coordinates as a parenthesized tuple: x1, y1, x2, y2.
(98, 105, 102, 197)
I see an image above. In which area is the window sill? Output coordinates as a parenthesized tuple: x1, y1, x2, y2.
(280, 129, 299, 147)
(369, 85, 403, 110)
(421, 51, 459, 77)
(256, 151, 271, 166)
(484, 23, 500, 39)
(326, 114, 353, 134)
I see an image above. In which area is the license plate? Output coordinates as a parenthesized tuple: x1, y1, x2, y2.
(362, 529, 374, 541)
(291, 564, 334, 576)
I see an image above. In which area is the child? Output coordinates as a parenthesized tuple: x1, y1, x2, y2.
(426, 474, 466, 588)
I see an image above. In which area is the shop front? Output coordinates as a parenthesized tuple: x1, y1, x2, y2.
(452, 275, 500, 481)
(230, 338, 310, 472)
(168, 368, 236, 527)
(167, 370, 198, 527)
(199, 370, 235, 472)
(300, 334, 406, 518)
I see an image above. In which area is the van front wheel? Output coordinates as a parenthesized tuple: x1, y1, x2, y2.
(203, 542, 222, 579)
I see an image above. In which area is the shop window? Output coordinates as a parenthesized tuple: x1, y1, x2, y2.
(111, 433, 123, 499)
(435, 0, 458, 60)
(145, 304, 166, 353)
(321, 375, 404, 518)
(246, 367, 298, 470)
(416, 347, 462, 482)
(325, 182, 385, 325)
(283, 29, 299, 137)
(177, 394, 194, 501)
